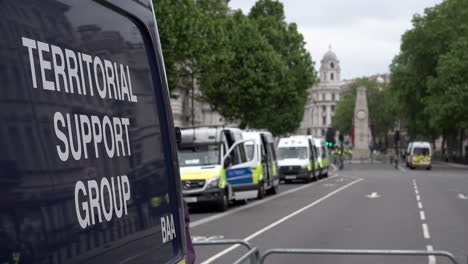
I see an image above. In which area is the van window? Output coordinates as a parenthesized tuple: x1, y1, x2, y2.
(245, 143, 255, 160)
(413, 147, 430, 156)
(1, 1, 182, 263)
(321, 146, 327, 158)
(278, 147, 308, 160)
(269, 143, 277, 161)
(178, 143, 220, 166)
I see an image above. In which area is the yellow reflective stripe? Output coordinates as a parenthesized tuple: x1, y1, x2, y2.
(272, 162, 277, 177)
(218, 167, 227, 188)
(177, 259, 186, 264)
(412, 155, 431, 162)
(150, 197, 164, 208)
(181, 170, 218, 180)
(252, 162, 262, 184)
(307, 161, 312, 171)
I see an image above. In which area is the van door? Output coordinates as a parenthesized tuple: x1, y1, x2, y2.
(223, 140, 257, 200)
(260, 134, 272, 187)
(308, 140, 316, 178)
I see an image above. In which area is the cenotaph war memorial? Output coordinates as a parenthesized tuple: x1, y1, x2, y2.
(353, 86, 371, 160)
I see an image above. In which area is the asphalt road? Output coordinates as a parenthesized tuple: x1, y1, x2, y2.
(188, 162, 468, 264)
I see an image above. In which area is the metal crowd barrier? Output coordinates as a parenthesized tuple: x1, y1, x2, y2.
(259, 248, 459, 264)
(192, 239, 259, 264)
(193, 239, 459, 264)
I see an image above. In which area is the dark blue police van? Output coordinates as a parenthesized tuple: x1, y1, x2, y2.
(0, 1, 186, 263)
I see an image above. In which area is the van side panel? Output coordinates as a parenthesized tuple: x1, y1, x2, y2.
(0, 1, 184, 263)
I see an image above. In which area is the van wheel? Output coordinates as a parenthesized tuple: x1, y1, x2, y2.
(426, 167, 432, 170)
(267, 184, 278, 195)
(216, 190, 228, 212)
(257, 182, 266, 199)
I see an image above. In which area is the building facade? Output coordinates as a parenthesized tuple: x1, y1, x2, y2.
(298, 48, 349, 137)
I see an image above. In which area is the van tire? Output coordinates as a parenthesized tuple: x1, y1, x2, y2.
(267, 184, 278, 195)
(257, 181, 266, 199)
(216, 189, 228, 212)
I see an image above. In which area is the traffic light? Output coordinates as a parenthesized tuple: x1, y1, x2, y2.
(325, 128, 335, 147)
(338, 134, 344, 144)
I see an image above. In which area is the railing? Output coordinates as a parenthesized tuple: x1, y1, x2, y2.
(193, 239, 460, 264)
(260, 248, 459, 264)
(192, 239, 259, 264)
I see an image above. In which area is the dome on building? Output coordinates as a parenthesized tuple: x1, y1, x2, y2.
(322, 49, 338, 62)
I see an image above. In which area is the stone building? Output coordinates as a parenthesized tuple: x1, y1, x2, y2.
(297, 48, 350, 137)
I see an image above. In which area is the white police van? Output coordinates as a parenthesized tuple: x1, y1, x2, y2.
(178, 127, 258, 210)
(277, 136, 318, 183)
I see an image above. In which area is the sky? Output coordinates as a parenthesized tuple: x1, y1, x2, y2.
(229, 0, 442, 80)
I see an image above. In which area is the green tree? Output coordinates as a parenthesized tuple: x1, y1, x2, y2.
(153, 0, 228, 93)
(248, 0, 317, 134)
(389, 0, 468, 141)
(199, 11, 289, 134)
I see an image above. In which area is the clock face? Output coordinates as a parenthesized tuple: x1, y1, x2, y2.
(357, 110, 366, 120)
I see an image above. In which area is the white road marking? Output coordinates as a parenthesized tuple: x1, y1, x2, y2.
(365, 192, 381, 198)
(398, 166, 407, 172)
(323, 183, 335, 187)
(422, 223, 430, 239)
(199, 178, 364, 264)
(420, 211, 426, 221)
(192, 235, 224, 242)
(191, 173, 338, 228)
(416, 195, 421, 201)
(418, 202, 423, 209)
(427, 245, 436, 264)
(415, 189, 419, 195)
(457, 193, 468, 200)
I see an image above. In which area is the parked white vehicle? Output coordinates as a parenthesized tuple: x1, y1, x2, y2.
(406, 141, 432, 170)
(277, 136, 318, 183)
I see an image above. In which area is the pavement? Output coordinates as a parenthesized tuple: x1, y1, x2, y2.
(188, 163, 468, 264)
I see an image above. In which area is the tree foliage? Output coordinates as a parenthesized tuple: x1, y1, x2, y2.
(154, 0, 317, 135)
(389, 0, 468, 140)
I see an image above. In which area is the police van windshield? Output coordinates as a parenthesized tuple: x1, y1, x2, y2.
(278, 147, 308, 160)
(413, 147, 430, 156)
(179, 144, 221, 167)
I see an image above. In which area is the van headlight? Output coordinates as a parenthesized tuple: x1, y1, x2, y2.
(205, 176, 220, 189)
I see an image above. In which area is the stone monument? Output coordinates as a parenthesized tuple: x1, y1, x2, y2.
(353, 86, 370, 160)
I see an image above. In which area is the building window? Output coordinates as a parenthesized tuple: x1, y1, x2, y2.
(322, 105, 326, 112)
(330, 62, 334, 68)
(330, 73, 334, 80)
(331, 105, 335, 112)
(322, 116, 326, 125)
(332, 94, 335, 101)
